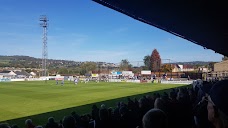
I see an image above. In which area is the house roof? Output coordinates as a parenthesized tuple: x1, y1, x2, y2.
(171, 64, 180, 69)
(183, 65, 194, 69)
(0, 70, 11, 73)
(92, 0, 228, 56)
(14, 71, 31, 76)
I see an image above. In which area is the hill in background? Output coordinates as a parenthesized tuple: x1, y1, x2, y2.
(0, 55, 215, 69)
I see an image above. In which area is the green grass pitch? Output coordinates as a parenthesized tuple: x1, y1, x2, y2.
(0, 81, 187, 127)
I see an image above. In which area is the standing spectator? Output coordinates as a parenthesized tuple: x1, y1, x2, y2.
(207, 80, 228, 128)
(91, 105, 99, 122)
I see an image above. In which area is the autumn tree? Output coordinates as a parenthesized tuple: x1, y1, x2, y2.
(119, 59, 132, 71)
(150, 49, 161, 72)
(143, 55, 151, 70)
(161, 64, 172, 72)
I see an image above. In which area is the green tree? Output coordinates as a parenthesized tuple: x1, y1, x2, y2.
(80, 62, 97, 74)
(132, 67, 142, 74)
(73, 67, 81, 74)
(119, 59, 132, 71)
(143, 55, 151, 70)
(58, 68, 68, 74)
(150, 49, 161, 72)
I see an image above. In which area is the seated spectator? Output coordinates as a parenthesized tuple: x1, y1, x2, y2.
(154, 98, 166, 113)
(0, 123, 11, 128)
(35, 126, 43, 128)
(142, 108, 168, 128)
(207, 80, 228, 128)
(25, 119, 35, 128)
(45, 117, 59, 128)
(79, 114, 90, 128)
(62, 116, 76, 128)
(11, 124, 19, 128)
(119, 105, 135, 128)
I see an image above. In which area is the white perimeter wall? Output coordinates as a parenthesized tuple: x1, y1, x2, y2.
(161, 80, 193, 84)
(109, 79, 140, 83)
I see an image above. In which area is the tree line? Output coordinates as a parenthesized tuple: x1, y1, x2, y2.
(1, 50, 218, 75)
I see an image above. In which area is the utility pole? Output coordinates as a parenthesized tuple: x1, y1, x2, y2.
(40, 15, 48, 79)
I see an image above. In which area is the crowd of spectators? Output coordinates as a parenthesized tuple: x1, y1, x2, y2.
(1, 80, 228, 128)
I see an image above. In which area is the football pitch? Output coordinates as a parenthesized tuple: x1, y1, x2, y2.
(0, 81, 187, 126)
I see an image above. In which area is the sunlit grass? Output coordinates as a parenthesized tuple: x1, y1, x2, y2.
(0, 81, 187, 126)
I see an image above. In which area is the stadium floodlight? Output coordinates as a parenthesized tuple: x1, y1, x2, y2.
(39, 15, 48, 78)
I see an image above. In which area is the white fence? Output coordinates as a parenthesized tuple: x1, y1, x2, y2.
(26, 78, 45, 81)
(161, 80, 193, 84)
(0, 78, 47, 82)
(126, 80, 141, 83)
(11, 79, 25, 81)
(109, 79, 140, 83)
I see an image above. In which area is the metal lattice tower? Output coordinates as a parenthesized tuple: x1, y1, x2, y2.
(39, 15, 48, 77)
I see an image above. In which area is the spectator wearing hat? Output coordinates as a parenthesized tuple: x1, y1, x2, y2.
(207, 80, 228, 128)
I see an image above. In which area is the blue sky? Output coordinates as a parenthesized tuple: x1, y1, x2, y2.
(0, 0, 223, 64)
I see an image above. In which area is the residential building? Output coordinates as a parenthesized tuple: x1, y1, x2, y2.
(0, 71, 16, 78)
(172, 64, 194, 72)
(212, 60, 228, 78)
